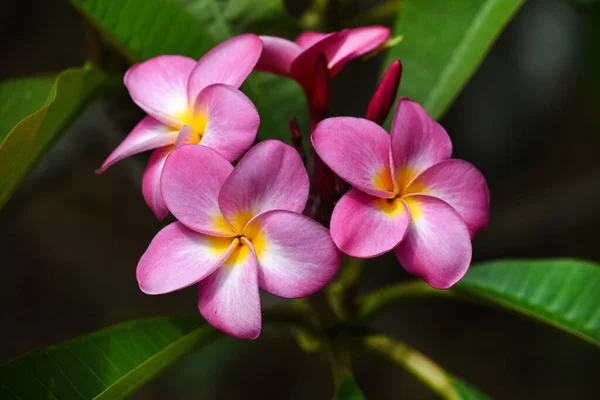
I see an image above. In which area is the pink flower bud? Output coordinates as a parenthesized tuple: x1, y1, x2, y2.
(366, 59, 402, 125)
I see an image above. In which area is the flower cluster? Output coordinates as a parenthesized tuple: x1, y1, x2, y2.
(98, 30, 489, 338)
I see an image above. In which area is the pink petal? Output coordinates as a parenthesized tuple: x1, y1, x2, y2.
(195, 84, 259, 162)
(312, 117, 395, 198)
(327, 26, 390, 75)
(161, 144, 236, 236)
(255, 36, 301, 76)
(244, 210, 341, 298)
(187, 34, 263, 106)
(405, 160, 490, 237)
(218, 140, 309, 233)
(96, 116, 178, 173)
(289, 33, 343, 93)
(137, 222, 238, 294)
(198, 240, 261, 339)
(295, 31, 329, 49)
(330, 188, 410, 258)
(390, 98, 452, 190)
(124, 56, 196, 127)
(142, 146, 173, 220)
(174, 124, 195, 149)
(394, 194, 472, 289)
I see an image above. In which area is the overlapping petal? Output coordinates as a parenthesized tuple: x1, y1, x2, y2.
(327, 26, 390, 75)
(312, 117, 395, 198)
(295, 31, 329, 49)
(97, 116, 178, 173)
(195, 84, 259, 162)
(256, 36, 301, 76)
(137, 222, 238, 295)
(244, 210, 341, 298)
(187, 34, 262, 105)
(390, 98, 452, 191)
(290, 33, 343, 92)
(405, 160, 490, 236)
(124, 56, 195, 127)
(218, 140, 309, 233)
(330, 189, 410, 258)
(142, 146, 173, 220)
(394, 195, 472, 289)
(198, 241, 261, 339)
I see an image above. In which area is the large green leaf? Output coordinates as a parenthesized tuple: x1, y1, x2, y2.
(0, 63, 107, 208)
(456, 259, 600, 346)
(385, 0, 525, 120)
(0, 317, 221, 399)
(70, 0, 306, 142)
(451, 377, 491, 400)
(332, 374, 365, 400)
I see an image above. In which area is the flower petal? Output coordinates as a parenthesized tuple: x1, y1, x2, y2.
(137, 222, 238, 294)
(244, 210, 341, 298)
(187, 34, 263, 105)
(218, 140, 309, 233)
(96, 116, 178, 173)
(327, 26, 390, 75)
(198, 240, 261, 339)
(295, 31, 329, 49)
(289, 33, 343, 93)
(255, 36, 301, 76)
(312, 117, 394, 198)
(142, 146, 173, 220)
(390, 98, 452, 190)
(161, 144, 236, 236)
(174, 124, 195, 149)
(124, 56, 195, 126)
(394, 194, 472, 289)
(405, 160, 490, 237)
(330, 188, 410, 258)
(194, 84, 259, 162)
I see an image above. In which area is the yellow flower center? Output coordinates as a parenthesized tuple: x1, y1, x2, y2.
(174, 110, 208, 144)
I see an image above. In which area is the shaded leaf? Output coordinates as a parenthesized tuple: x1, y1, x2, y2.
(0, 63, 107, 208)
(332, 374, 365, 400)
(384, 0, 524, 120)
(451, 376, 492, 400)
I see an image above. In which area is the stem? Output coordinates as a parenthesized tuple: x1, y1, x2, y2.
(351, 333, 461, 400)
(329, 257, 365, 319)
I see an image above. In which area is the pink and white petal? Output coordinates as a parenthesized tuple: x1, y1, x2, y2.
(295, 31, 329, 49)
(137, 222, 238, 294)
(395, 195, 472, 289)
(198, 243, 261, 339)
(330, 188, 410, 258)
(328, 26, 390, 75)
(142, 146, 173, 220)
(195, 84, 259, 162)
(174, 124, 195, 149)
(187, 34, 263, 105)
(312, 117, 395, 198)
(405, 160, 490, 237)
(96, 116, 178, 173)
(390, 98, 452, 190)
(255, 36, 301, 76)
(124, 56, 196, 126)
(244, 210, 341, 298)
(161, 144, 236, 236)
(218, 140, 309, 233)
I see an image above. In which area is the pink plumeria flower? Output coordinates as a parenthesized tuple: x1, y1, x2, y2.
(137, 140, 342, 339)
(256, 26, 389, 95)
(97, 34, 263, 219)
(312, 98, 490, 289)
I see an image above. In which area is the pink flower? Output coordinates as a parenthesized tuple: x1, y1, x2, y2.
(97, 34, 263, 220)
(312, 98, 490, 289)
(256, 27, 390, 95)
(137, 140, 342, 339)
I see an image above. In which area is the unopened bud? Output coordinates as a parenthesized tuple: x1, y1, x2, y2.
(366, 59, 402, 125)
(310, 53, 330, 123)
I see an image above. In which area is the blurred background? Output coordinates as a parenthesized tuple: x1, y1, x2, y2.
(1, 0, 599, 398)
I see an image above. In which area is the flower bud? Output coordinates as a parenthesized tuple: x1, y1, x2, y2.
(366, 59, 402, 125)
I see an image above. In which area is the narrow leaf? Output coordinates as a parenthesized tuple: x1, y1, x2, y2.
(0, 63, 107, 208)
(332, 374, 365, 400)
(385, 0, 525, 120)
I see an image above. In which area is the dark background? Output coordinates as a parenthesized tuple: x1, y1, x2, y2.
(1, 0, 599, 399)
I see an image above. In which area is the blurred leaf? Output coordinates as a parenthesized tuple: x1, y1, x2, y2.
(451, 377, 492, 400)
(456, 259, 600, 346)
(0, 63, 107, 209)
(384, 0, 524, 121)
(0, 316, 221, 399)
(70, 0, 306, 142)
(332, 374, 365, 400)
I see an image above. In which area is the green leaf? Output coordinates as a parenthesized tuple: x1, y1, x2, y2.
(385, 0, 525, 120)
(0, 63, 107, 209)
(332, 374, 365, 400)
(456, 259, 600, 347)
(451, 377, 491, 400)
(0, 316, 221, 400)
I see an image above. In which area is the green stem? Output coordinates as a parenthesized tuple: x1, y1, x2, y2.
(329, 257, 365, 319)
